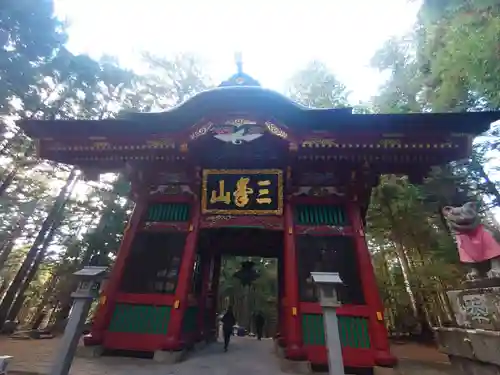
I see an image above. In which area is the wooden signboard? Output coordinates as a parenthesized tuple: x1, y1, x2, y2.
(201, 169, 283, 215)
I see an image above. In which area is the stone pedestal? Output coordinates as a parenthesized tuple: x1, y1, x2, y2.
(153, 350, 187, 363)
(435, 284, 500, 375)
(76, 344, 103, 358)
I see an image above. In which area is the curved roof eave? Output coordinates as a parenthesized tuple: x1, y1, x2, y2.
(17, 85, 500, 139)
(120, 86, 353, 123)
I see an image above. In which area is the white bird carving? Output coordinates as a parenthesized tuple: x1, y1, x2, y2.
(214, 129, 263, 144)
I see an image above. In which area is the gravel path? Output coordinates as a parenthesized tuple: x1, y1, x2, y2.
(1, 336, 453, 375)
(2, 336, 287, 375)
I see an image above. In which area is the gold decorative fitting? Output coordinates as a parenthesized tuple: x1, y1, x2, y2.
(190, 122, 214, 140)
(146, 139, 174, 149)
(301, 139, 338, 148)
(92, 141, 111, 150)
(265, 121, 288, 139)
(378, 139, 401, 148)
(234, 119, 257, 125)
(180, 143, 188, 152)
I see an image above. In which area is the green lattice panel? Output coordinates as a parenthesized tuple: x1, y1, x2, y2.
(108, 304, 171, 334)
(146, 203, 190, 222)
(294, 205, 348, 226)
(182, 306, 199, 334)
(302, 314, 370, 348)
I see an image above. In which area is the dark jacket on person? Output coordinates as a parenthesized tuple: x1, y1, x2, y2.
(221, 310, 236, 331)
(254, 313, 265, 328)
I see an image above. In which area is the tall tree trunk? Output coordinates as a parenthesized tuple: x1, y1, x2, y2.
(0, 201, 39, 270)
(407, 236, 454, 324)
(54, 203, 118, 325)
(29, 274, 58, 328)
(0, 168, 78, 328)
(0, 131, 20, 157)
(392, 241, 419, 317)
(0, 141, 36, 196)
(0, 167, 18, 196)
(7, 206, 66, 322)
(14, 212, 80, 323)
(0, 279, 7, 297)
(380, 250, 397, 331)
(381, 195, 420, 318)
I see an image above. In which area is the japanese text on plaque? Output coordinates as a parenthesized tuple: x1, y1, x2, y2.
(202, 170, 283, 215)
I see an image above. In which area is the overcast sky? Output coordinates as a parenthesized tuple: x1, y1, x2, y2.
(54, 0, 421, 102)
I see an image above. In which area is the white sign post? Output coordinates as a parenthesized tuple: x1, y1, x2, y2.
(310, 272, 345, 375)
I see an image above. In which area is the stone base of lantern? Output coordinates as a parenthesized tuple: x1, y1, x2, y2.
(435, 284, 500, 375)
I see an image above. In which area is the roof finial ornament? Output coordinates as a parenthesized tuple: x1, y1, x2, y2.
(218, 52, 260, 87)
(235, 51, 243, 74)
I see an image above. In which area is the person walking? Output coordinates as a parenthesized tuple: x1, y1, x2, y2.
(221, 306, 236, 352)
(254, 311, 265, 340)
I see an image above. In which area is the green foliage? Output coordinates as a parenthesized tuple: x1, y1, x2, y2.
(0, 0, 67, 113)
(285, 61, 350, 108)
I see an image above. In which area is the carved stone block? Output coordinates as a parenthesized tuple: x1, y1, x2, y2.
(447, 286, 500, 330)
(449, 355, 500, 375)
(435, 327, 473, 359)
(435, 327, 500, 374)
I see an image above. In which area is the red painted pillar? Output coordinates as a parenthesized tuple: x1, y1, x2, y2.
(277, 254, 286, 344)
(197, 254, 211, 341)
(210, 254, 222, 339)
(85, 199, 148, 346)
(163, 201, 200, 351)
(283, 202, 306, 360)
(347, 202, 397, 367)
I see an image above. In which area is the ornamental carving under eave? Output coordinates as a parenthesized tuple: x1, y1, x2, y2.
(265, 121, 288, 139)
(149, 184, 195, 196)
(291, 186, 345, 197)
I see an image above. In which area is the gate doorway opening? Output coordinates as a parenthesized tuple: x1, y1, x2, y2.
(197, 227, 282, 339)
